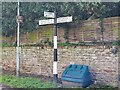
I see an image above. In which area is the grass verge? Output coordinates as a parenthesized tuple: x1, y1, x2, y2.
(0, 74, 55, 88)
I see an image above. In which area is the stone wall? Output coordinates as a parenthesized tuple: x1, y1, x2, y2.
(2, 46, 119, 87)
(2, 17, 120, 44)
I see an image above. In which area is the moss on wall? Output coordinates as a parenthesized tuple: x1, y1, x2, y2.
(41, 28, 53, 36)
(28, 32, 37, 42)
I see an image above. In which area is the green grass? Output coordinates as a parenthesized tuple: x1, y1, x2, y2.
(0, 74, 118, 89)
(0, 43, 15, 47)
(0, 74, 55, 88)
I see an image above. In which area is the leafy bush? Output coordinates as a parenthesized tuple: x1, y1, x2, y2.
(112, 40, 120, 46)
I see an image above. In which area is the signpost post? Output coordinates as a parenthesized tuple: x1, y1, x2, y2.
(39, 11, 72, 83)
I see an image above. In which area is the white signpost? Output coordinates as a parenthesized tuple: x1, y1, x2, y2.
(39, 16, 72, 25)
(57, 16, 72, 24)
(39, 19, 54, 25)
(44, 11, 55, 18)
(39, 11, 72, 83)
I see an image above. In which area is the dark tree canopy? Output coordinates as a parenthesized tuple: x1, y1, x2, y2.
(2, 2, 120, 37)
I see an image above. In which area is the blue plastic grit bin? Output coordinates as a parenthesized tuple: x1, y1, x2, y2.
(61, 64, 92, 88)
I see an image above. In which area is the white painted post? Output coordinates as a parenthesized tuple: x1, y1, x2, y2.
(53, 10, 58, 83)
(16, 0, 20, 77)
